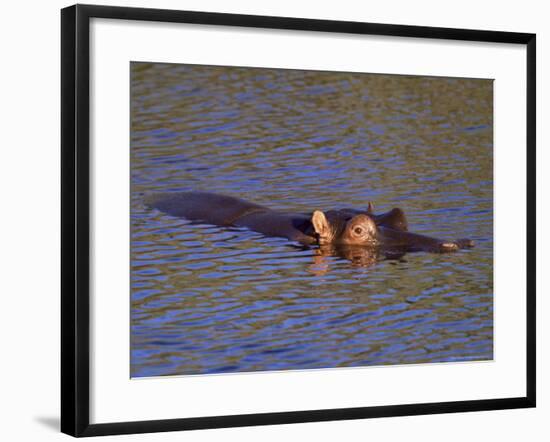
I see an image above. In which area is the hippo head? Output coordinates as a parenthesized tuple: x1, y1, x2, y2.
(311, 210, 379, 246)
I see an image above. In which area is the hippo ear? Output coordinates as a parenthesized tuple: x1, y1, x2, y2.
(366, 201, 375, 214)
(311, 210, 330, 237)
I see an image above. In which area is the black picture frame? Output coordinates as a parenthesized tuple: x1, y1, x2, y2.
(61, 4, 536, 437)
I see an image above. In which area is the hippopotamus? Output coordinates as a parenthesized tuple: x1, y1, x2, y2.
(145, 192, 474, 254)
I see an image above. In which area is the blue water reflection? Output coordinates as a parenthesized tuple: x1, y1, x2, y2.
(130, 63, 493, 377)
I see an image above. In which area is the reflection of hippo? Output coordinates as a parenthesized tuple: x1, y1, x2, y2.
(146, 192, 474, 253)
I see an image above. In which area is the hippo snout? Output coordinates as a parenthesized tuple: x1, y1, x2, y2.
(439, 238, 475, 252)
(439, 242, 459, 252)
(455, 238, 475, 248)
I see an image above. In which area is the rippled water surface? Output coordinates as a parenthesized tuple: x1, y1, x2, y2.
(130, 62, 493, 377)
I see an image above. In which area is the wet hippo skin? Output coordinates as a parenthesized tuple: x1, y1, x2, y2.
(146, 192, 474, 253)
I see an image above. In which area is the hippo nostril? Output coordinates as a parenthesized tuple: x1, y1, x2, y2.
(456, 238, 475, 248)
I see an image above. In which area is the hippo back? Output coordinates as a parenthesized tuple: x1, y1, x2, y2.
(145, 192, 267, 226)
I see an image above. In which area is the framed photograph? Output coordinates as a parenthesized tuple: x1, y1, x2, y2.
(61, 4, 536, 437)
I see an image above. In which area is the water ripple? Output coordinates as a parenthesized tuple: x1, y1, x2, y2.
(130, 63, 493, 377)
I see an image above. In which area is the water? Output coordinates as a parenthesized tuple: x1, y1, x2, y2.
(130, 62, 493, 377)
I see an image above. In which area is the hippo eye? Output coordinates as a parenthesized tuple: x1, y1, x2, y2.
(354, 227, 363, 236)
